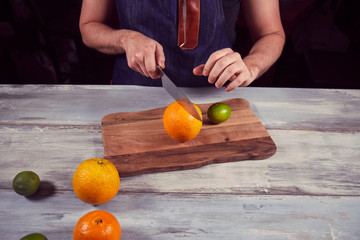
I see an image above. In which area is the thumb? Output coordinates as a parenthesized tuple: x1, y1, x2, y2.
(193, 64, 205, 76)
(155, 44, 165, 69)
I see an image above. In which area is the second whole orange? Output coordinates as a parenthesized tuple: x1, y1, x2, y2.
(73, 210, 121, 240)
(72, 158, 120, 205)
(163, 101, 202, 142)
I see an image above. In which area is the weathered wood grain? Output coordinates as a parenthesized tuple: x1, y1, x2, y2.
(1, 85, 359, 131)
(1, 85, 360, 239)
(1, 124, 359, 196)
(1, 190, 359, 239)
(102, 98, 276, 177)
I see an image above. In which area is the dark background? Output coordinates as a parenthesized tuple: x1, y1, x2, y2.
(0, 0, 359, 88)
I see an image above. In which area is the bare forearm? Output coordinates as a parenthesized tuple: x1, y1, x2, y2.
(243, 32, 285, 80)
(80, 22, 133, 55)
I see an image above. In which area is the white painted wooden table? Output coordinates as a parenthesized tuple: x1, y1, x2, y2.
(0, 85, 359, 239)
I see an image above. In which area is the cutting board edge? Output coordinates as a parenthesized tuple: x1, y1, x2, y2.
(104, 136, 277, 178)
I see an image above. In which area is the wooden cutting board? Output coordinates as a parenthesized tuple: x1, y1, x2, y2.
(101, 98, 276, 177)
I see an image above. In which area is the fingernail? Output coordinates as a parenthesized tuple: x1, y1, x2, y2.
(203, 70, 208, 76)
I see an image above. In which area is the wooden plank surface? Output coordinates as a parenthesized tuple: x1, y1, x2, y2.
(1, 191, 359, 240)
(1, 85, 359, 239)
(0, 126, 359, 196)
(1, 85, 359, 131)
(102, 98, 276, 177)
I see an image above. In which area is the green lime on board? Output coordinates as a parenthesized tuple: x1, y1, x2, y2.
(13, 171, 40, 196)
(207, 102, 232, 124)
(20, 233, 48, 240)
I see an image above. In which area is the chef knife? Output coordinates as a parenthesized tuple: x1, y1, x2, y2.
(157, 66, 202, 122)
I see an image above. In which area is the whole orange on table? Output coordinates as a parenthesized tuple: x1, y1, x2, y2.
(163, 101, 202, 142)
(72, 158, 120, 205)
(73, 210, 121, 240)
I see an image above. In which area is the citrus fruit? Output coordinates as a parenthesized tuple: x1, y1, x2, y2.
(72, 158, 120, 205)
(207, 102, 231, 124)
(20, 233, 48, 240)
(73, 210, 121, 240)
(12, 171, 40, 196)
(163, 101, 202, 142)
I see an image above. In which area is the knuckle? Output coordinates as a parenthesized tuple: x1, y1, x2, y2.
(134, 52, 143, 61)
(233, 52, 241, 58)
(145, 42, 157, 50)
(227, 64, 237, 74)
(142, 46, 152, 53)
(210, 51, 221, 61)
(217, 58, 227, 69)
(224, 66, 237, 78)
(156, 43, 163, 50)
(213, 51, 223, 60)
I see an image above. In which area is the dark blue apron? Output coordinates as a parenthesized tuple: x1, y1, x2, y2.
(112, 0, 232, 87)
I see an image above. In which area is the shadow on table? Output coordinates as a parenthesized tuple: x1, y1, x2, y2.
(26, 181, 56, 200)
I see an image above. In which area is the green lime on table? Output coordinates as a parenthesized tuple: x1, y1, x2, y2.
(12, 171, 40, 196)
(20, 233, 48, 240)
(207, 102, 232, 124)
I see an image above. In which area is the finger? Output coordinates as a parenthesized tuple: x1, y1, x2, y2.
(133, 65, 144, 76)
(155, 44, 165, 69)
(193, 64, 205, 76)
(225, 76, 242, 92)
(138, 61, 150, 78)
(144, 51, 158, 79)
(127, 52, 149, 77)
(229, 74, 237, 81)
(133, 64, 148, 77)
(128, 60, 146, 77)
(225, 71, 252, 92)
(209, 52, 241, 84)
(203, 48, 233, 76)
(240, 79, 251, 87)
(214, 62, 240, 88)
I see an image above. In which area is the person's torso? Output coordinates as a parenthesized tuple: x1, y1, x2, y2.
(112, 0, 235, 87)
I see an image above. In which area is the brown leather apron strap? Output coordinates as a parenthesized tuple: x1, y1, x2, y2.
(178, 0, 200, 50)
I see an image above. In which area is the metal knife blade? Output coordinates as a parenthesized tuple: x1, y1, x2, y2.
(158, 67, 202, 122)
